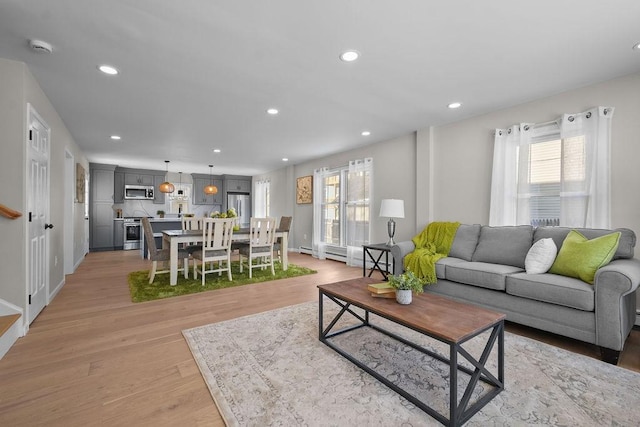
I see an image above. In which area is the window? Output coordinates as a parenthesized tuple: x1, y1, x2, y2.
(313, 158, 372, 266)
(520, 134, 585, 226)
(490, 107, 613, 228)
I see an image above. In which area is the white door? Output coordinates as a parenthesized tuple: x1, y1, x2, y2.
(27, 105, 51, 324)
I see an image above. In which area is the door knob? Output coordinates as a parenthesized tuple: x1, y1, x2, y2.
(45, 223, 54, 229)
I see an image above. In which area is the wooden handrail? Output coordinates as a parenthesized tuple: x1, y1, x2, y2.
(0, 204, 22, 219)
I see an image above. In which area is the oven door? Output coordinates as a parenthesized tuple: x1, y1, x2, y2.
(123, 222, 141, 250)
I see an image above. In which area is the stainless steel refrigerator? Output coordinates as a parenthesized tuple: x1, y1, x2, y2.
(227, 193, 251, 228)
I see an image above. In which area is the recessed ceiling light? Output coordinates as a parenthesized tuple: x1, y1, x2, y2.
(448, 102, 462, 109)
(213, 148, 221, 153)
(29, 39, 53, 54)
(340, 50, 360, 62)
(98, 65, 119, 75)
(282, 158, 289, 162)
(266, 108, 279, 115)
(110, 135, 121, 141)
(633, 42, 640, 50)
(361, 131, 371, 136)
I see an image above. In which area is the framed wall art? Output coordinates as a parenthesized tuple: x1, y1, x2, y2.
(76, 163, 86, 203)
(296, 175, 313, 204)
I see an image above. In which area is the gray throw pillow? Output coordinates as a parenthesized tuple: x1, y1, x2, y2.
(472, 225, 534, 268)
(449, 224, 481, 261)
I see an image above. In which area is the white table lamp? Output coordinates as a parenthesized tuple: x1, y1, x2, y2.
(379, 199, 404, 246)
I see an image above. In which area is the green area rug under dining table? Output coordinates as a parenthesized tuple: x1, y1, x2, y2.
(128, 262, 316, 303)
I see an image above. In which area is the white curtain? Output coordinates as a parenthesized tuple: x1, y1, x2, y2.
(312, 167, 329, 259)
(489, 106, 613, 228)
(254, 179, 269, 217)
(345, 158, 373, 267)
(559, 107, 614, 228)
(489, 124, 531, 225)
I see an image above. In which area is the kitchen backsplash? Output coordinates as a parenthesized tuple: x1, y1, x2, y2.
(112, 199, 220, 218)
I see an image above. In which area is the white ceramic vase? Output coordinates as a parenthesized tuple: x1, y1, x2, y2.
(396, 289, 412, 305)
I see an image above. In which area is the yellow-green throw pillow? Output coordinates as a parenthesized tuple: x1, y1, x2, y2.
(549, 230, 621, 284)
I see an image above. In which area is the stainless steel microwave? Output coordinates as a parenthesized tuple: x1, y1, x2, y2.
(124, 185, 154, 200)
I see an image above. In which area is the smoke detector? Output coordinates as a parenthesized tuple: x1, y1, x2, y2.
(29, 39, 53, 54)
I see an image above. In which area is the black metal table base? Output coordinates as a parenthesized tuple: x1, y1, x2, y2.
(318, 291, 504, 427)
(362, 243, 393, 280)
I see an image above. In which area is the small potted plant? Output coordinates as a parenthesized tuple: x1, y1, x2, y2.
(156, 210, 165, 219)
(388, 271, 425, 305)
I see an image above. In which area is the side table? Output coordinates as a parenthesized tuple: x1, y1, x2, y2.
(362, 243, 394, 280)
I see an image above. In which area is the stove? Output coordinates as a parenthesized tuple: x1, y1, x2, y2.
(122, 217, 145, 250)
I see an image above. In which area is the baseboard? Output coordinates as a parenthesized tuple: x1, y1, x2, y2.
(50, 277, 65, 301)
(635, 310, 640, 328)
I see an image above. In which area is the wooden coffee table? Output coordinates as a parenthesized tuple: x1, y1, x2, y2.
(318, 277, 505, 427)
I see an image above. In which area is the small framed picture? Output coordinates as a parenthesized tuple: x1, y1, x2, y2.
(296, 175, 313, 204)
(76, 163, 86, 203)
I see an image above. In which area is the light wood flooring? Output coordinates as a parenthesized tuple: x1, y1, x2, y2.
(0, 250, 638, 426)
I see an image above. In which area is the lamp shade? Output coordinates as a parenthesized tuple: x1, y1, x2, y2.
(204, 184, 218, 195)
(159, 181, 175, 194)
(379, 199, 405, 218)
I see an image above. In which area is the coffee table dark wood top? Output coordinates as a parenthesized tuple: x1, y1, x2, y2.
(318, 277, 506, 344)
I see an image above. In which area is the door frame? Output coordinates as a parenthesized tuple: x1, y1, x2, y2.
(64, 149, 75, 274)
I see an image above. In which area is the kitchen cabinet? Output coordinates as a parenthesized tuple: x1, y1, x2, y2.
(226, 178, 251, 193)
(113, 171, 125, 203)
(192, 174, 223, 205)
(89, 163, 116, 251)
(153, 175, 166, 204)
(125, 173, 154, 186)
(113, 219, 124, 249)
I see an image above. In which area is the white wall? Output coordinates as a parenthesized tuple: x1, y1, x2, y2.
(425, 72, 640, 232)
(0, 58, 89, 316)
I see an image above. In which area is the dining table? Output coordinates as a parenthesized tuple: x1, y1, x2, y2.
(162, 228, 289, 285)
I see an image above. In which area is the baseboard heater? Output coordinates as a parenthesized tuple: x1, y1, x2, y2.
(299, 245, 390, 272)
(299, 245, 349, 263)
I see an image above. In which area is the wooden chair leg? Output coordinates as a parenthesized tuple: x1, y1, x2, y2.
(149, 261, 158, 284)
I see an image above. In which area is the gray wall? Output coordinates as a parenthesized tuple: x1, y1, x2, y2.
(0, 58, 88, 317)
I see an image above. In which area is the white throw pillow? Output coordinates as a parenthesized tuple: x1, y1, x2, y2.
(525, 238, 558, 274)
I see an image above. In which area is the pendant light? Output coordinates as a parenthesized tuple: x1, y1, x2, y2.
(159, 160, 175, 193)
(204, 164, 218, 195)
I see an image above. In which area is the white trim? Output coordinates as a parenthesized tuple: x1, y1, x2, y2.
(50, 277, 65, 301)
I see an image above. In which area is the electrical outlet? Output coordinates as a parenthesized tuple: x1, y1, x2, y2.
(54, 256, 58, 266)
(303, 234, 307, 240)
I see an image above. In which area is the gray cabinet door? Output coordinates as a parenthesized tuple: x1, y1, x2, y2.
(192, 178, 213, 205)
(114, 171, 124, 203)
(90, 167, 115, 250)
(226, 178, 251, 193)
(153, 175, 165, 204)
(125, 173, 154, 185)
(212, 179, 223, 204)
(113, 221, 124, 248)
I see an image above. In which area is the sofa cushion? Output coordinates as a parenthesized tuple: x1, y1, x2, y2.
(449, 224, 481, 261)
(471, 225, 534, 268)
(435, 257, 467, 279)
(446, 261, 524, 291)
(533, 226, 635, 260)
(525, 238, 557, 274)
(548, 230, 620, 284)
(506, 273, 594, 311)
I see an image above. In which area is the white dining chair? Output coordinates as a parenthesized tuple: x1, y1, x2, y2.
(192, 218, 235, 285)
(238, 217, 277, 278)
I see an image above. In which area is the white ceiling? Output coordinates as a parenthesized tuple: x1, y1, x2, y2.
(1, 1, 639, 176)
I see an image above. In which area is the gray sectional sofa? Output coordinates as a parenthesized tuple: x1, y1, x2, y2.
(391, 225, 640, 364)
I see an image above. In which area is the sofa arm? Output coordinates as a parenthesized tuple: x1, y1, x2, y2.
(390, 241, 415, 276)
(594, 258, 640, 351)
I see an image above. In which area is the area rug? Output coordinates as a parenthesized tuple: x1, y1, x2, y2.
(183, 301, 640, 426)
(128, 262, 316, 303)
